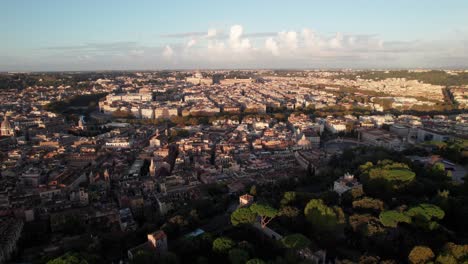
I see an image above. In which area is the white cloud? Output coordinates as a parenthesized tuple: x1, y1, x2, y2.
(162, 45, 174, 59)
(277, 31, 298, 51)
(229, 25, 251, 51)
(207, 28, 217, 38)
(329, 32, 344, 49)
(265, 37, 279, 56)
(186, 39, 197, 48)
(22, 24, 467, 71)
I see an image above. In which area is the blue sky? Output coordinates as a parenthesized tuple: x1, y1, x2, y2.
(1, 0, 468, 70)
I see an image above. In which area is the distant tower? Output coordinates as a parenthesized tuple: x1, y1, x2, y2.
(159, 183, 167, 194)
(164, 122, 169, 137)
(149, 159, 156, 177)
(89, 171, 94, 184)
(103, 169, 110, 181)
(78, 115, 86, 130)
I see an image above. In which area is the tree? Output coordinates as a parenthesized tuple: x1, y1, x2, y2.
(231, 207, 256, 226)
(349, 214, 385, 236)
(408, 246, 435, 264)
(379, 210, 411, 228)
(157, 252, 180, 264)
(352, 197, 384, 213)
(228, 248, 249, 264)
(212, 237, 235, 254)
(279, 206, 300, 218)
(246, 259, 266, 264)
(433, 162, 445, 174)
(345, 187, 364, 201)
(445, 243, 468, 260)
(359, 256, 381, 264)
(281, 234, 311, 250)
(407, 203, 445, 230)
(360, 161, 416, 195)
(435, 242, 468, 263)
(250, 203, 279, 228)
(131, 250, 155, 264)
(304, 199, 344, 233)
(47, 253, 88, 264)
(435, 254, 457, 264)
(280, 192, 297, 206)
(250, 185, 257, 196)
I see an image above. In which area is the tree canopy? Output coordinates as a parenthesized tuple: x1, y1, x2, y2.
(408, 246, 435, 264)
(407, 203, 445, 230)
(360, 160, 416, 197)
(281, 233, 311, 250)
(379, 210, 411, 228)
(246, 259, 266, 264)
(352, 197, 384, 213)
(304, 199, 345, 233)
(250, 203, 279, 228)
(212, 237, 235, 254)
(230, 203, 278, 228)
(231, 207, 257, 226)
(228, 248, 250, 264)
(47, 253, 88, 264)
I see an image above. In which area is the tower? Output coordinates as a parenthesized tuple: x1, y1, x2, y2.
(103, 169, 110, 181)
(149, 159, 156, 177)
(89, 171, 94, 184)
(78, 115, 86, 130)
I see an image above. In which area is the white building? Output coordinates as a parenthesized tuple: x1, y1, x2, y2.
(333, 173, 362, 196)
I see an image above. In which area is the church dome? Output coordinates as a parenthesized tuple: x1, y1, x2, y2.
(1, 116, 14, 136)
(1, 117, 11, 130)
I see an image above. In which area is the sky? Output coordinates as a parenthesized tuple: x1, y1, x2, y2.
(1, 0, 468, 71)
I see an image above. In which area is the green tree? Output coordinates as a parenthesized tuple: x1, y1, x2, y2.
(436, 242, 468, 263)
(360, 161, 416, 196)
(231, 207, 256, 226)
(212, 237, 235, 254)
(349, 214, 385, 237)
(250, 185, 257, 196)
(407, 203, 445, 230)
(304, 199, 344, 233)
(281, 234, 311, 250)
(433, 162, 446, 174)
(408, 246, 435, 264)
(228, 248, 249, 264)
(352, 197, 384, 213)
(131, 250, 155, 264)
(250, 203, 279, 228)
(435, 254, 457, 264)
(379, 210, 411, 228)
(47, 253, 88, 264)
(446, 243, 468, 260)
(279, 206, 300, 218)
(280, 192, 297, 206)
(246, 259, 266, 264)
(157, 252, 180, 264)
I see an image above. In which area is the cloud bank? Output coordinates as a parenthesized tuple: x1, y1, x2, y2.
(1, 24, 467, 71)
(157, 25, 467, 69)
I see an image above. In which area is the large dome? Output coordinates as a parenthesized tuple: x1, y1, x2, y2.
(1, 117, 11, 130)
(0, 116, 14, 136)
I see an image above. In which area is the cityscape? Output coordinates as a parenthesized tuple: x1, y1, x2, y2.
(1, 1, 468, 264)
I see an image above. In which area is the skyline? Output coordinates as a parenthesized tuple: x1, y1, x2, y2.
(2, 0, 468, 71)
